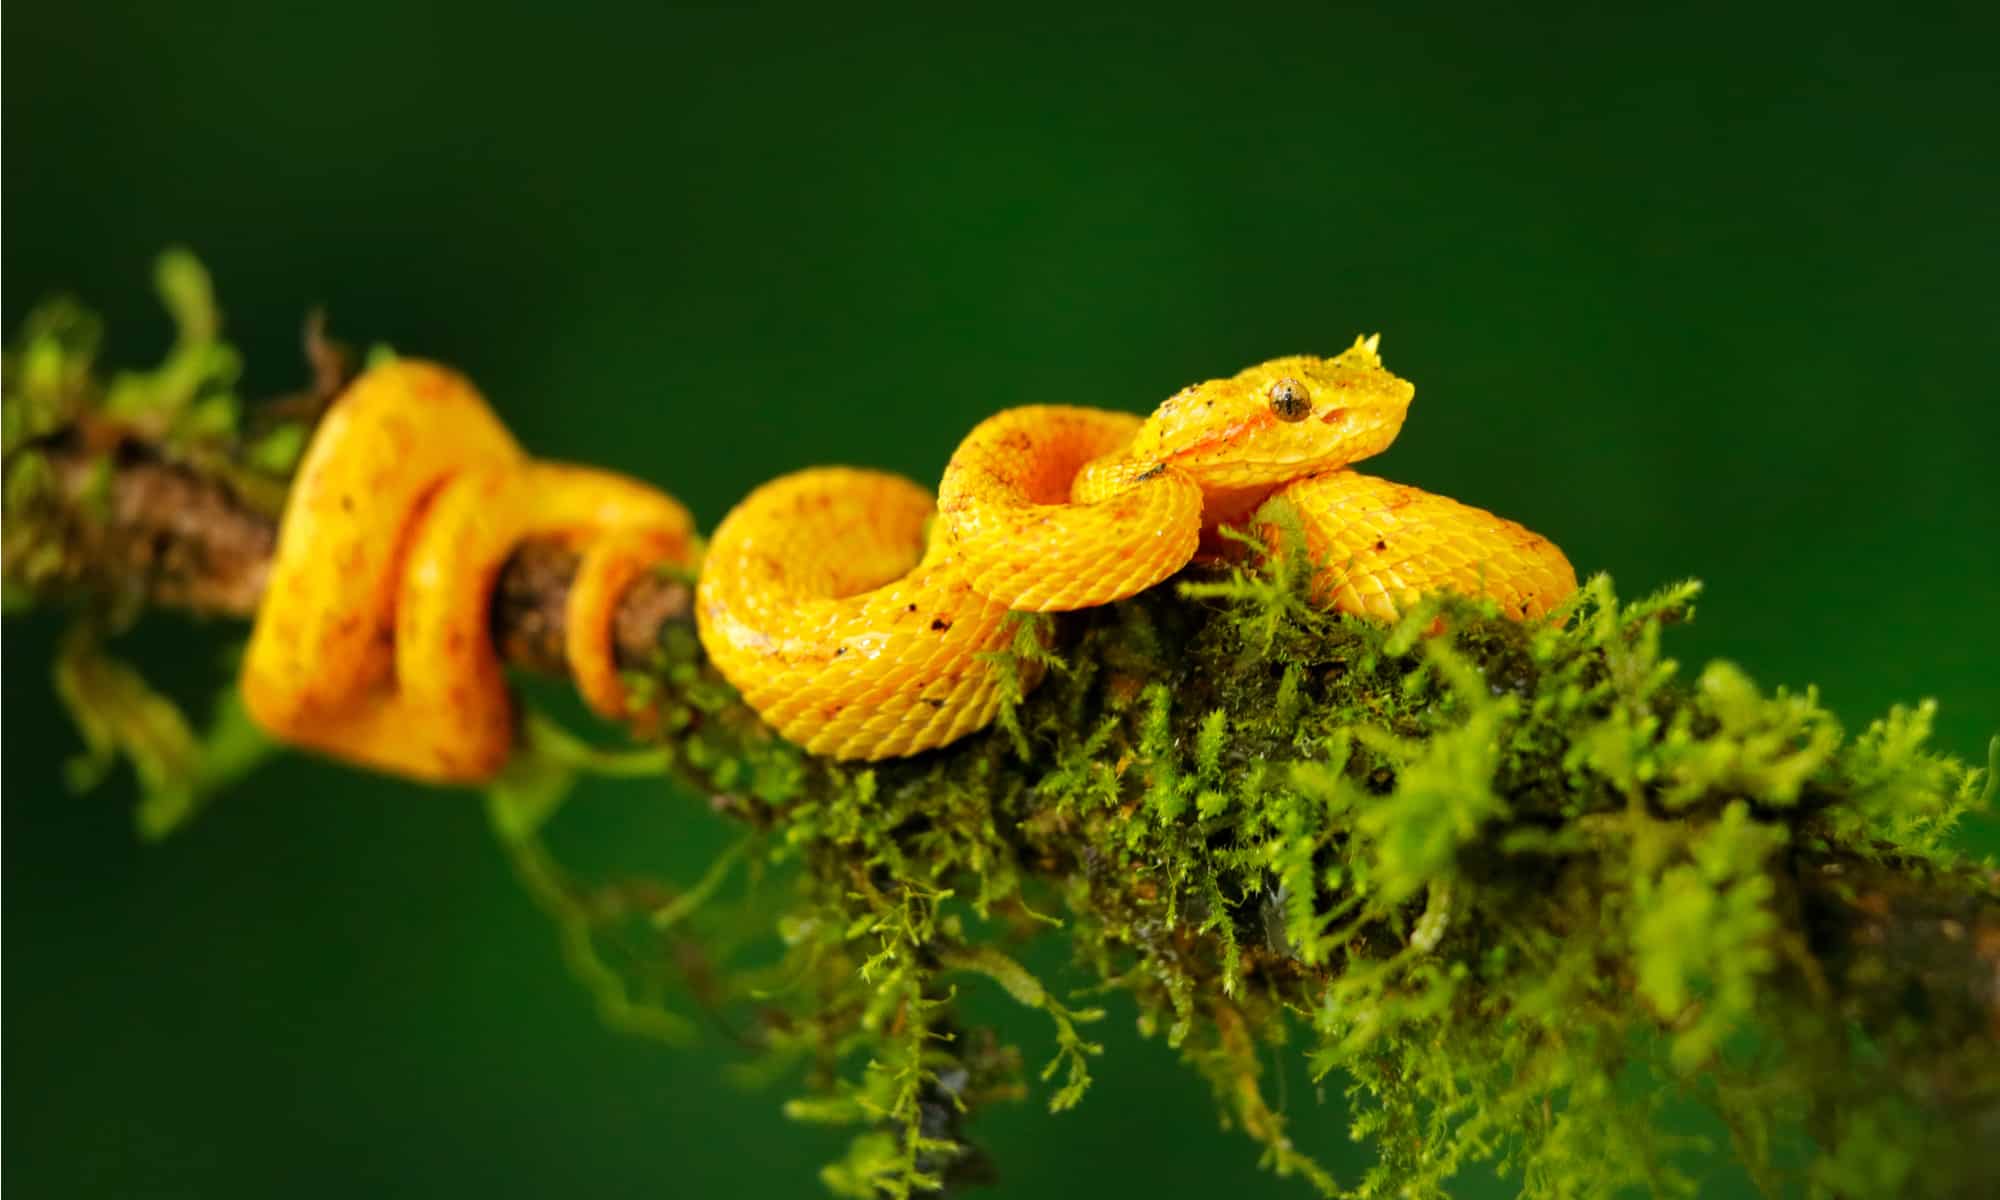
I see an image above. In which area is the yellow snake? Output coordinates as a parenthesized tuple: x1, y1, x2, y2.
(241, 338, 1574, 780)
(695, 335, 1573, 760)
(239, 362, 696, 782)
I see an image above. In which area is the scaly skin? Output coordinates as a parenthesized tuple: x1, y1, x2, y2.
(243, 339, 1573, 779)
(241, 362, 696, 782)
(697, 336, 1576, 761)
(695, 469, 1024, 762)
(1273, 471, 1575, 621)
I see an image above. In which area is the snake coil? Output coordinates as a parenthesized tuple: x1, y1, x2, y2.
(240, 361, 695, 782)
(243, 338, 1575, 780)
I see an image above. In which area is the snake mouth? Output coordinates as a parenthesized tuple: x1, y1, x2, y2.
(1159, 455, 1366, 497)
(1157, 414, 1403, 480)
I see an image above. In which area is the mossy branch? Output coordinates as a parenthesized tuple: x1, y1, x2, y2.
(6, 254, 1999, 1199)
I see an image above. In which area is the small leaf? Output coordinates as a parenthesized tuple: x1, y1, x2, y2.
(52, 626, 273, 839)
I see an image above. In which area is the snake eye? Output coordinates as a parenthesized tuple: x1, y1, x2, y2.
(1267, 378, 1311, 422)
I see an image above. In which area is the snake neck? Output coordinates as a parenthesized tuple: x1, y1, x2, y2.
(1068, 451, 1157, 504)
(1070, 450, 1280, 547)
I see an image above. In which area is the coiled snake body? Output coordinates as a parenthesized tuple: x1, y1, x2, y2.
(242, 338, 1574, 780)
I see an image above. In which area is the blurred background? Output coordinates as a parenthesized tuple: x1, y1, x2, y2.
(6, 3, 1996, 1197)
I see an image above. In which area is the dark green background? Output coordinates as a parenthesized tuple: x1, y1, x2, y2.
(6, 4, 1996, 1197)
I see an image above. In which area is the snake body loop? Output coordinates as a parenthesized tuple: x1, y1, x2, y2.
(696, 468, 1025, 762)
(697, 336, 1574, 760)
(243, 337, 1575, 779)
(241, 362, 695, 782)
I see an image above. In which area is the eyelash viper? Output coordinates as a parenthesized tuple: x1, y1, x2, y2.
(695, 335, 1574, 760)
(241, 337, 1574, 781)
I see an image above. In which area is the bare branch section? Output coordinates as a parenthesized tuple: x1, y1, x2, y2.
(46, 448, 276, 616)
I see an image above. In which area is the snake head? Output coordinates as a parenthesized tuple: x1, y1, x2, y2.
(1127, 335, 1415, 491)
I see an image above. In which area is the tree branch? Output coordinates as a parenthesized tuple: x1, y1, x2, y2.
(7, 273, 1996, 1197)
(31, 440, 694, 676)
(26, 415, 2000, 1177)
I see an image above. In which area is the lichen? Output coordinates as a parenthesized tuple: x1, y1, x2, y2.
(8, 257, 1999, 1199)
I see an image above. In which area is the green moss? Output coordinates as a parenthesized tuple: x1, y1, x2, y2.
(50, 625, 276, 840)
(549, 524, 1989, 1197)
(3, 253, 314, 837)
(9, 260, 1998, 1199)
(468, 523, 1983, 1198)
